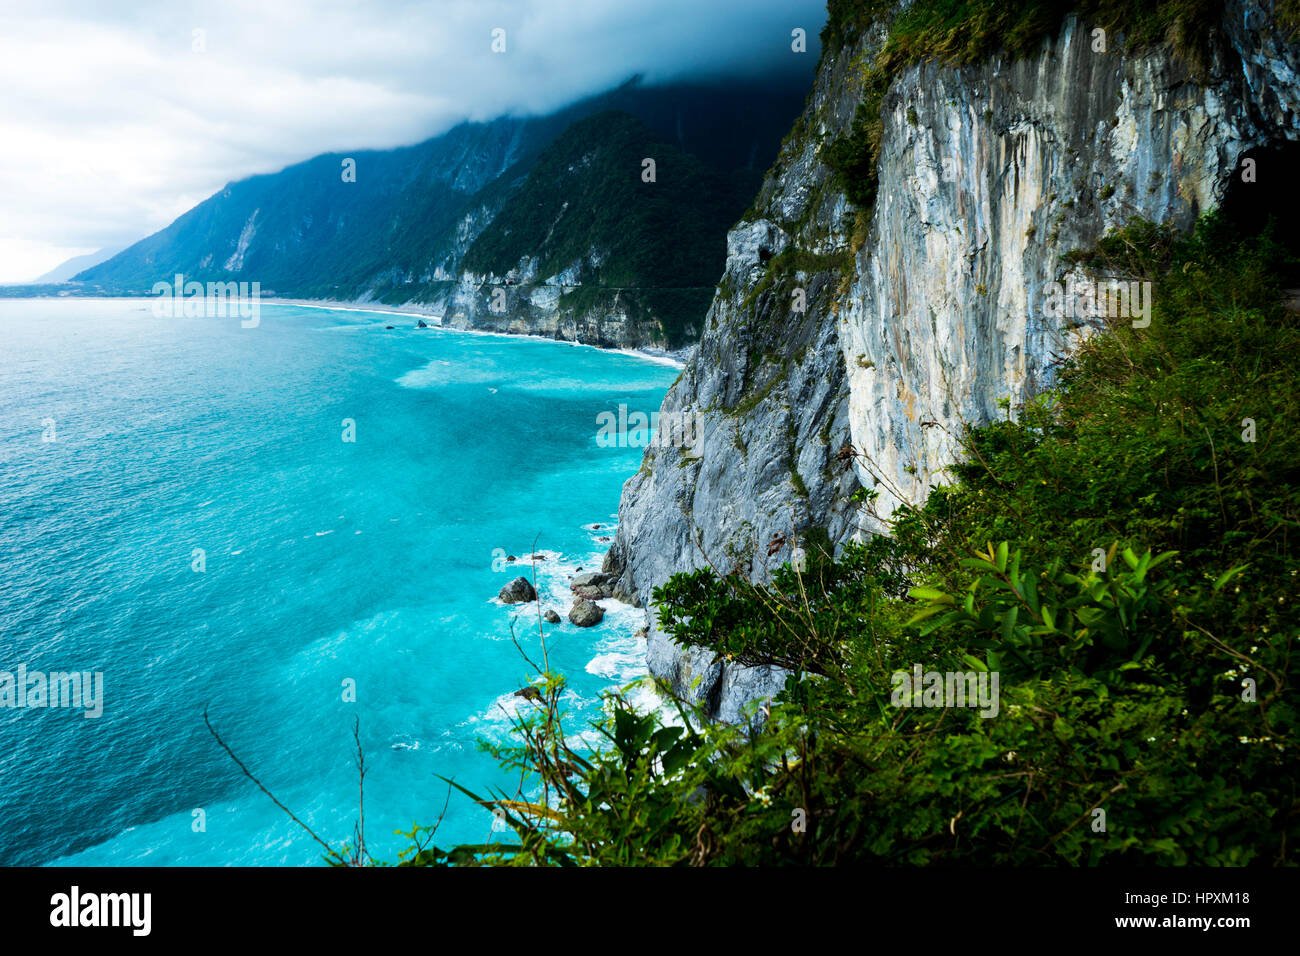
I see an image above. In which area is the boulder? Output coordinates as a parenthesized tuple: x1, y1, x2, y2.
(570, 571, 610, 589)
(513, 686, 542, 703)
(568, 599, 604, 627)
(416, 319, 429, 329)
(543, 609, 562, 624)
(498, 576, 536, 604)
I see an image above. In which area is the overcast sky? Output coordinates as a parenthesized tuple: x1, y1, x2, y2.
(0, 0, 825, 282)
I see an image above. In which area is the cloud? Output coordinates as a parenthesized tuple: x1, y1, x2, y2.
(0, 0, 825, 281)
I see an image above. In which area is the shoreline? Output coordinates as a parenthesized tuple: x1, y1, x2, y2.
(0, 292, 693, 369)
(265, 296, 693, 369)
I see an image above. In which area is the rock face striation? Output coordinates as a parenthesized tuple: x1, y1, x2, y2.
(606, 1, 1300, 722)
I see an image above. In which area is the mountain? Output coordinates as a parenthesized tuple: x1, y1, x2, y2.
(603, 0, 1300, 721)
(423, 0, 1300, 867)
(458, 111, 760, 345)
(73, 77, 810, 347)
(34, 245, 127, 283)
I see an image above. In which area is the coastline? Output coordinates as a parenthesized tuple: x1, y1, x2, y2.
(265, 296, 694, 369)
(275, 293, 680, 717)
(7, 295, 676, 863)
(275, 293, 681, 725)
(0, 290, 693, 368)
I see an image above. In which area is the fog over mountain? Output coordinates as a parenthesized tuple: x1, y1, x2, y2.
(0, 0, 826, 281)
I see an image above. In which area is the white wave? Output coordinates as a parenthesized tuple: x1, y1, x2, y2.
(585, 650, 641, 680)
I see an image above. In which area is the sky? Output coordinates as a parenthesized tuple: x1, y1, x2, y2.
(0, 0, 826, 283)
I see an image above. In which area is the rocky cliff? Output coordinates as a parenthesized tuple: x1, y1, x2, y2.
(607, 0, 1300, 721)
(440, 110, 759, 348)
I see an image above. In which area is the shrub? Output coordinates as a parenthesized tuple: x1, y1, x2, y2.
(405, 213, 1299, 866)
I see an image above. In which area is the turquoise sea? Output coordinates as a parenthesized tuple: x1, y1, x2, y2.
(0, 298, 677, 865)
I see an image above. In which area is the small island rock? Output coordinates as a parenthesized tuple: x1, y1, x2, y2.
(568, 599, 604, 627)
(498, 576, 536, 604)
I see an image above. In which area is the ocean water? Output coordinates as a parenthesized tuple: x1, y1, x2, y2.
(0, 298, 678, 865)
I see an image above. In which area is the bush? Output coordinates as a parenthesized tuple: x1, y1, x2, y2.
(405, 214, 1299, 866)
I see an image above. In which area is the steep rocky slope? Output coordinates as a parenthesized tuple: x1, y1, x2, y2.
(444, 111, 758, 348)
(607, 0, 1300, 721)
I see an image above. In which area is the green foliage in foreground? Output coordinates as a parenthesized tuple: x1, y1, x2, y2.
(400, 215, 1298, 865)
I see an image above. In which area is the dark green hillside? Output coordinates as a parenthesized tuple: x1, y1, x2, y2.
(463, 111, 757, 345)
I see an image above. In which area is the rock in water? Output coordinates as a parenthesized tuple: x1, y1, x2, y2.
(571, 571, 615, 600)
(568, 599, 604, 627)
(570, 571, 609, 589)
(498, 576, 536, 604)
(543, 609, 562, 624)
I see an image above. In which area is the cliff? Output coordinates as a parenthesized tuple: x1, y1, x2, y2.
(607, 0, 1300, 721)
(440, 111, 758, 348)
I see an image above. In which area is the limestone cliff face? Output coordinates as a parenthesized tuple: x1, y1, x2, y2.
(431, 263, 662, 349)
(607, 0, 1300, 721)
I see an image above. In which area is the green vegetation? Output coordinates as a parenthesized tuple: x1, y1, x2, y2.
(823, 75, 889, 209)
(400, 213, 1299, 865)
(463, 111, 757, 347)
(823, 1, 1228, 66)
(551, 283, 712, 346)
(738, 246, 852, 318)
